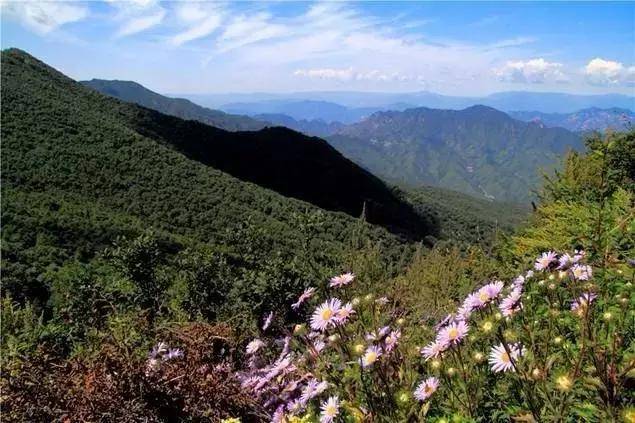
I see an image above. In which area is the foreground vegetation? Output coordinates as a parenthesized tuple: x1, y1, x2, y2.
(1, 47, 633, 421)
(3, 127, 633, 421)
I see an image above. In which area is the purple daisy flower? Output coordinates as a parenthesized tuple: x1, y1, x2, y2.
(436, 321, 469, 348)
(413, 377, 439, 401)
(535, 251, 558, 271)
(310, 298, 342, 331)
(361, 345, 382, 368)
(499, 287, 523, 317)
(571, 264, 592, 281)
(571, 292, 597, 314)
(292, 287, 316, 310)
(489, 343, 523, 373)
(421, 340, 445, 360)
(329, 272, 355, 288)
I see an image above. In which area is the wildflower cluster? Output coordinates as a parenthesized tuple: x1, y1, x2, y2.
(237, 249, 633, 421)
(239, 273, 432, 421)
(417, 250, 634, 420)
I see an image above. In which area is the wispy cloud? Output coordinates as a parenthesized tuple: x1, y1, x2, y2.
(1, 1, 88, 34)
(170, 2, 223, 46)
(107, 0, 166, 38)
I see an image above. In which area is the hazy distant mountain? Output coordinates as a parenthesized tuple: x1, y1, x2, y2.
(180, 90, 634, 114)
(82, 79, 267, 131)
(327, 105, 583, 202)
(254, 114, 345, 137)
(509, 107, 634, 132)
(221, 99, 386, 124)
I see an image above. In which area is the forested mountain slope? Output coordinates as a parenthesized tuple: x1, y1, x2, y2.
(3, 50, 430, 239)
(82, 79, 267, 131)
(328, 106, 583, 202)
(1, 48, 426, 307)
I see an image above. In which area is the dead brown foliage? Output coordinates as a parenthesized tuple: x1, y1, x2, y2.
(2, 322, 266, 422)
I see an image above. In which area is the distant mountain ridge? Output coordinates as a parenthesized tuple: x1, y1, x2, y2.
(181, 90, 634, 115)
(82, 79, 267, 131)
(253, 113, 345, 137)
(327, 105, 583, 202)
(508, 107, 634, 132)
(222, 99, 388, 124)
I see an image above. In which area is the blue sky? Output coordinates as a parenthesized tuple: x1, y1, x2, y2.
(2, 1, 634, 95)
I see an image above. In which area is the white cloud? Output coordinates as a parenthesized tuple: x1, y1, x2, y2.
(1, 1, 88, 34)
(116, 9, 166, 38)
(294, 67, 416, 83)
(170, 3, 223, 46)
(107, 0, 165, 38)
(294, 67, 355, 81)
(584, 58, 634, 86)
(494, 58, 567, 84)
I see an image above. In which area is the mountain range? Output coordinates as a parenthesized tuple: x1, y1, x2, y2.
(508, 107, 634, 132)
(82, 79, 266, 131)
(181, 90, 634, 114)
(328, 106, 583, 202)
(84, 78, 585, 202)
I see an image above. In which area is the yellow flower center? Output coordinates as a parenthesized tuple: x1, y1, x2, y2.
(501, 352, 510, 363)
(479, 292, 489, 302)
(424, 385, 433, 394)
(321, 308, 334, 321)
(325, 405, 337, 416)
(365, 352, 377, 364)
(448, 328, 458, 339)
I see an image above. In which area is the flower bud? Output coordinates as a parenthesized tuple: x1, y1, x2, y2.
(616, 269, 623, 275)
(351, 297, 361, 306)
(481, 321, 494, 333)
(364, 293, 374, 302)
(397, 392, 410, 404)
(396, 318, 405, 326)
(431, 359, 442, 369)
(446, 367, 456, 377)
(538, 280, 545, 287)
(503, 329, 516, 341)
(548, 283, 556, 290)
(531, 368, 542, 379)
(473, 352, 484, 363)
(620, 297, 628, 305)
(603, 312, 613, 321)
(354, 343, 365, 354)
(494, 312, 503, 321)
(548, 274, 555, 281)
(558, 271, 568, 279)
(554, 336, 563, 345)
(293, 324, 306, 335)
(555, 375, 573, 391)
(328, 334, 339, 343)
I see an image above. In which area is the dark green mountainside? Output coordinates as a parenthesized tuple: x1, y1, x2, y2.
(328, 106, 583, 202)
(1, 48, 428, 308)
(82, 79, 267, 131)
